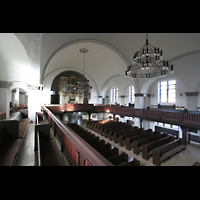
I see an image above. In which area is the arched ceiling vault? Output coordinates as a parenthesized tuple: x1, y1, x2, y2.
(8, 33, 200, 93)
(0, 33, 30, 83)
(40, 33, 200, 95)
(43, 41, 129, 95)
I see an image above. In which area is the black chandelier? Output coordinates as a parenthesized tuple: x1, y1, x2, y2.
(125, 33, 174, 80)
(78, 48, 92, 91)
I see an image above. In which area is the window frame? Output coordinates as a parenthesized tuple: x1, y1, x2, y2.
(111, 88, 118, 103)
(159, 80, 176, 103)
(129, 85, 135, 103)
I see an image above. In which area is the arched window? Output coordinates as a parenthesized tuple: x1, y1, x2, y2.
(111, 88, 118, 103)
(129, 86, 135, 103)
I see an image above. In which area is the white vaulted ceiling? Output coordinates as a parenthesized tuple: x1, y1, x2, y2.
(39, 33, 200, 95)
(43, 41, 128, 93)
(0, 33, 30, 83)
(1, 33, 200, 94)
(40, 33, 200, 83)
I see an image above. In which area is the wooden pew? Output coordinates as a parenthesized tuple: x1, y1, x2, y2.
(0, 121, 22, 166)
(88, 120, 108, 133)
(153, 138, 186, 166)
(112, 127, 140, 143)
(188, 134, 200, 144)
(89, 140, 106, 148)
(155, 126, 179, 139)
(142, 135, 173, 160)
(9, 109, 30, 138)
(133, 133, 168, 155)
(107, 152, 140, 166)
(108, 126, 137, 141)
(70, 123, 140, 166)
(35, 112, 64, 166)
(93, 143, 111, 152)
(84, 136, 100, 144)
(119, 129, 145, 147)
(99, 147, 119, 159)
(0, 112, 6, 121)
(100, 123, 125, 137)
(126, 129, 154, 150)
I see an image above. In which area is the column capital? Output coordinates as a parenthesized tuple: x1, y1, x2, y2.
(134, 93, 144, 97)
(185, 92, 199, 96)
(0, 81, 10, 88)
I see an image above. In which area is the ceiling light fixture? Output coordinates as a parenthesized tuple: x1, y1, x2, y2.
(125, 33, 174, 80)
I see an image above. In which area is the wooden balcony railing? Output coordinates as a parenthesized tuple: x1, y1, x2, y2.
(43, 104, 200, 166)
(43, 106, 113, 166)
(45, 104, 200, 129)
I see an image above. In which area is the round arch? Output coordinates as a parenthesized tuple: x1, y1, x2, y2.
(9, 81, 29, 94)
(41, 39, 130, 83)
(100, 75, 134, 96)
(195, 79, 200, 92)
(141, 75, 187, 94)
(0, 33, 30, 83)
(42, 67, 99, 105)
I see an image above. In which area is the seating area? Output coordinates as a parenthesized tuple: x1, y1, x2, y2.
(8, 109, 30, 138)
(188, 133, 200, 144)
(0, 121, 23, 166)
(150, 104, 187, 110)
(0, 109, 30, 166)
(67, 123, 140, 166)
(35, 112, 68, 166)
(87, 120, 186, 166)
(153, 138, 186, 166)
(0, 112, 6, 121)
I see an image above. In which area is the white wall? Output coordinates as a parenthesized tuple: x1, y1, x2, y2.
(0, 88, 9, 116)
(102, 75, 135, 105)
(171, 53, 200, 92)
(146, 53, 200, 109)
(28, 89, 43, 122)
(43, 68, 99, 105)
(0, 34, 34, 84)
(19, 93, 26, 104)
(148, 76, 186, 107)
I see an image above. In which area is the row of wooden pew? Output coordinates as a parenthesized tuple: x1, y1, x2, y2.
(87, 120, 186, 166)
(0, 112, 6, 121)
(67, 123, 140, 166)
(0, 110, 30, 166)
(35, 112, 67, 166)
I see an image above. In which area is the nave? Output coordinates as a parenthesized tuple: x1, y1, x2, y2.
(14, 122, 70, 166)
(15, 120, 200, 166)
(82, 123, 200, 166)
(2, 107, 200, 166)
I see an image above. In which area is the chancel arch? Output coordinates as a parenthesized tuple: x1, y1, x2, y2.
(51, 70, 93, 104)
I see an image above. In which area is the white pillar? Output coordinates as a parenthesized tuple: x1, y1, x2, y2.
(0, 81, 10, 118)
(120, 95, 126, 105)
(15, 88, 19, 106)
(28, 87, 42, 122)
(134, 93, 145, 128)
(185, 92, 199, 111)
(134, 93, 144, 109)
(19, 91, 26, 104)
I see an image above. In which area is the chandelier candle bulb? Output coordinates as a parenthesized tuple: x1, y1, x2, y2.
(125, 33, 174, 79)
